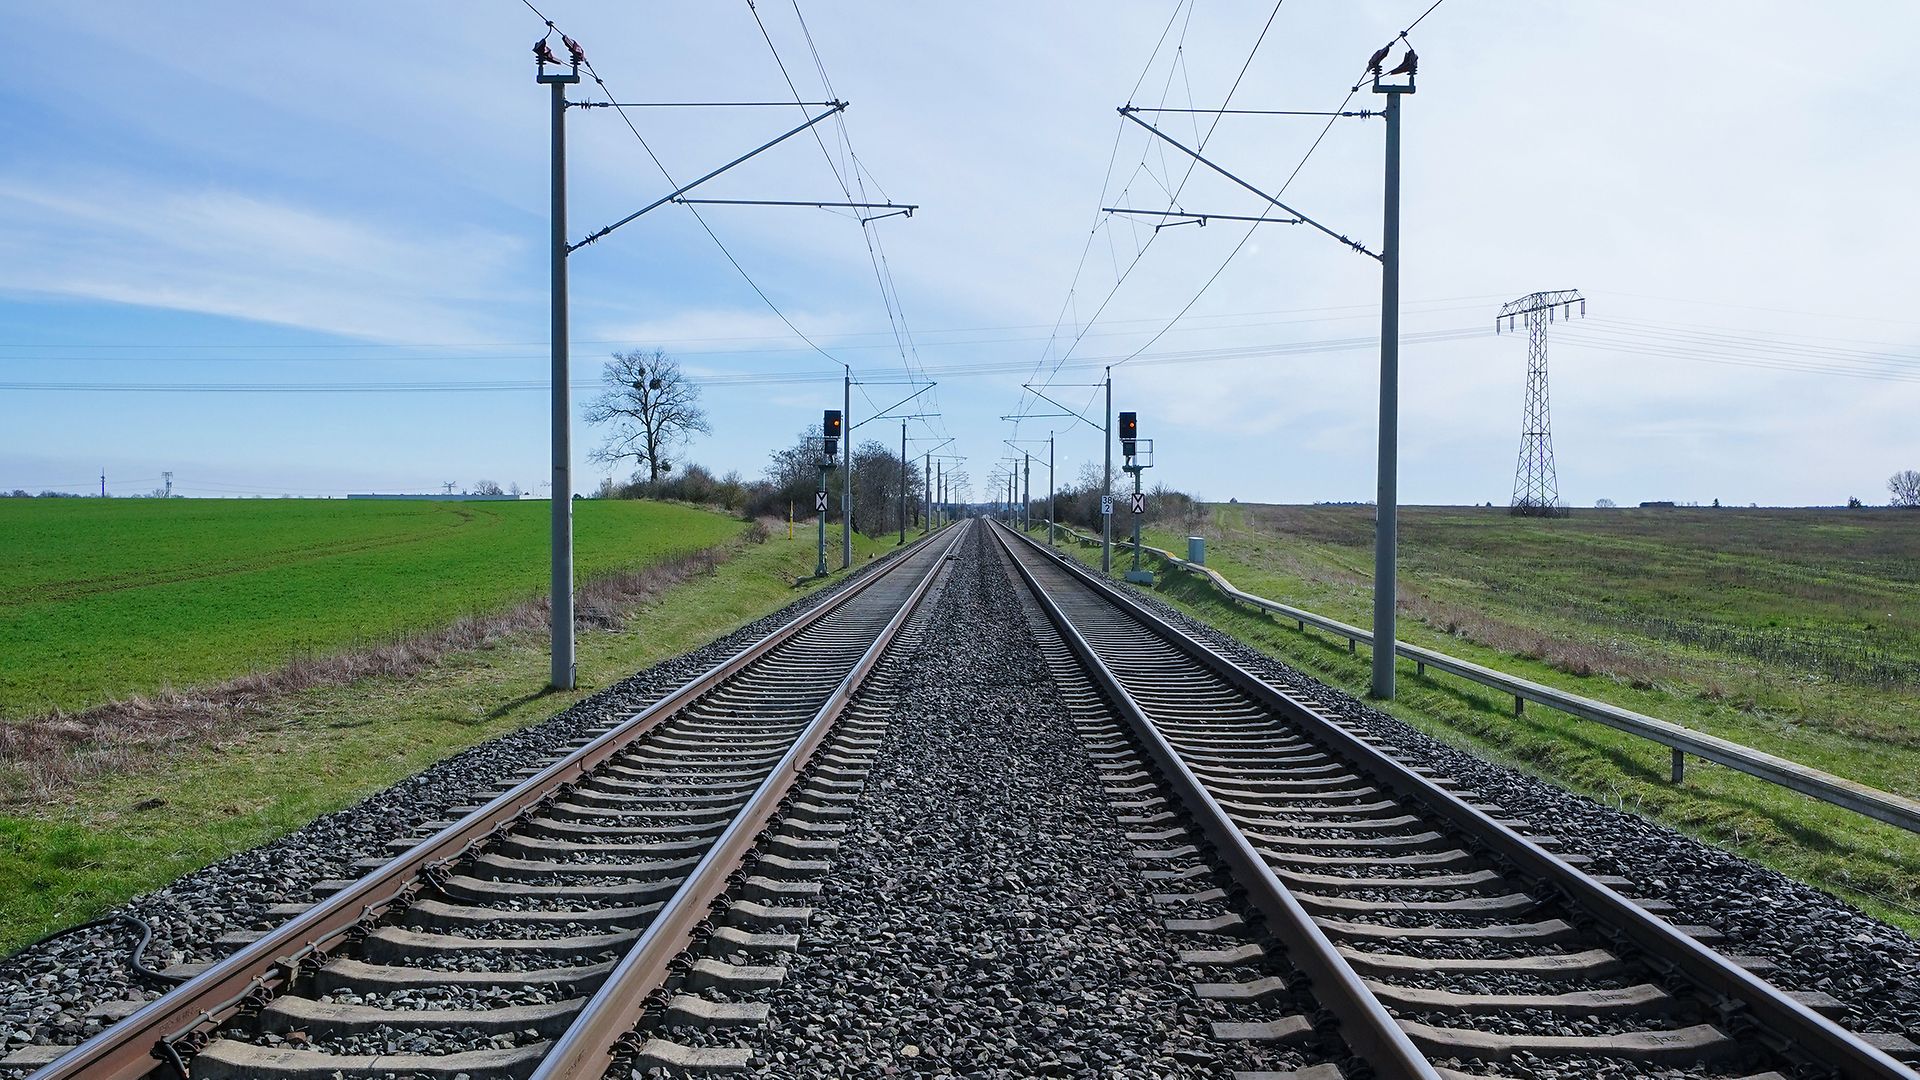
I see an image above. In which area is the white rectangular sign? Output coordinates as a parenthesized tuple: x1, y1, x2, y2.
(1100, 495, 1113, 516)
(814, 492, 829, 512)
(1130, 492, 1146, 514)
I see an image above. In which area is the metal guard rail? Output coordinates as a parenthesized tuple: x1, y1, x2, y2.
(1044, 520, 1920, 837)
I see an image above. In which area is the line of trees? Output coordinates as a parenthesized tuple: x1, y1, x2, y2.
(1008, 462, 1204, 534)
(756, 427, 934, 536)
(578, 350, 1920, 519)
(581, 350, 957, 536)
(593, 427, 940, 537)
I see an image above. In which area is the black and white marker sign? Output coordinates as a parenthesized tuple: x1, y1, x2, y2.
(814, 492, 829, 512)
(1100, 495, 1113, 516)
(1129, 492, 1146, 515)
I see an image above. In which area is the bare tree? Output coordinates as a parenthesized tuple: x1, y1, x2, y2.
(1891, 469, 1920, 508)
(850, 439, 919, 537)
(584, 350, 711, 484)
(1594, 498, 1616, 508)
(762, 425, 837, 514)
(472, 479, 505, 496)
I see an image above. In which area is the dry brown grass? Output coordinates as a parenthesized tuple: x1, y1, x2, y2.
(0, 544, 732, 802)
(1395, 589, 1675, 689)
(1215, 507, 1676, 691)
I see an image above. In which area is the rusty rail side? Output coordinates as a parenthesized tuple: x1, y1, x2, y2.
(989, 522, 1440, 1080)
(528, 521, 967, 1080)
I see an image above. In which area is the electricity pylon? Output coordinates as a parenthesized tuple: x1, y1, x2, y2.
(1497, 290, 1584, 518)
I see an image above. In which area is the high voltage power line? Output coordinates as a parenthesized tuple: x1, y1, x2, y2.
(0, 299, 1503, 363)
(21, 290, 1918, 353)
(14, 316, 1920, 391)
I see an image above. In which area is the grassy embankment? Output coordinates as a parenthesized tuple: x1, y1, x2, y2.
(1047, 505, 1920, 933)
(0, 498, 902, 951)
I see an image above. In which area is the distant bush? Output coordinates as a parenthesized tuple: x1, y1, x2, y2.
(601, 463, 767, 518)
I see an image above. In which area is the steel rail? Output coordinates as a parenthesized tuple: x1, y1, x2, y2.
(530, 521, 966, 1080)
(995, 521, 1918, 1080)
(1048, 521, 1920, 837)
(987, 522, 1439, 1080)
(29, 525, 956, 1080)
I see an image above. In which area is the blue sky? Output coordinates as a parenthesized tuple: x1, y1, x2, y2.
(2, 2, 1917, 505)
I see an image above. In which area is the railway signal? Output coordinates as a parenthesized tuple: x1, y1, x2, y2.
(1120, 413, 1153, 585)
(815, 417, 841, 578)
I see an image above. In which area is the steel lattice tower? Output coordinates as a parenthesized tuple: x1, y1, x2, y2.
(1497, 290, 1584, 517)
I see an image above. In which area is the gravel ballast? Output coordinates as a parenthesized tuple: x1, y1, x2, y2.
(728, 526, 1310, 1079)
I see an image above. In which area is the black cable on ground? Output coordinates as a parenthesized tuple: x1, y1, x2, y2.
(16, 912, 190, 986)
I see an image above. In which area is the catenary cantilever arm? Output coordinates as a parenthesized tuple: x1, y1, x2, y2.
(570, 102, 847, 251)
(1118, 107, 1378, 259)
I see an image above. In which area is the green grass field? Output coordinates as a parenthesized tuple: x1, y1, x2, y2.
(0, 499, 743, 718)
(1055, 505, 1920, 930)
(0, 502, 907, 952)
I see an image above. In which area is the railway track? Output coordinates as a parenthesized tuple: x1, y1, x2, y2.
(990, 520, 1920, 1080)
(16, 516, 1915, 1080)
(26, 522, 966, 1080)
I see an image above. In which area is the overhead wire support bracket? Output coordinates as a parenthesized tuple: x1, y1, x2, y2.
(569, 102, 849, 251)
(1117, 106, 1378, 260)
(1103, 207, 1303, 231)
(850, 382, 937, 430)
(571, 100, 841, 108)
(1121, 106, 1380, 118)
(1019, 384, 1104, 433)
(670, 198, 916, 216)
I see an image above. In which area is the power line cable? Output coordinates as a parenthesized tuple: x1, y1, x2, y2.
(1013, 0, 1294, 447)
(0, 294, 1507, 352)
(519, 0, 850, 374)
(1109, 0, 1450, 372)
(749, 0, 946, 445)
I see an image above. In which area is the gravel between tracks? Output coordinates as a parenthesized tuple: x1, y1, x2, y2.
(1097, 565, 1920, 1042)
(0, 545, 915, 1065)
(727, 526, 1310, 1080)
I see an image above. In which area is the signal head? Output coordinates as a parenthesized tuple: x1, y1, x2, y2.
(822, 409, 843, 460)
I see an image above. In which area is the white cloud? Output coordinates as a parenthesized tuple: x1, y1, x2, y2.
(0, 176, 526, 343)
(4, 1, 1919, 502)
